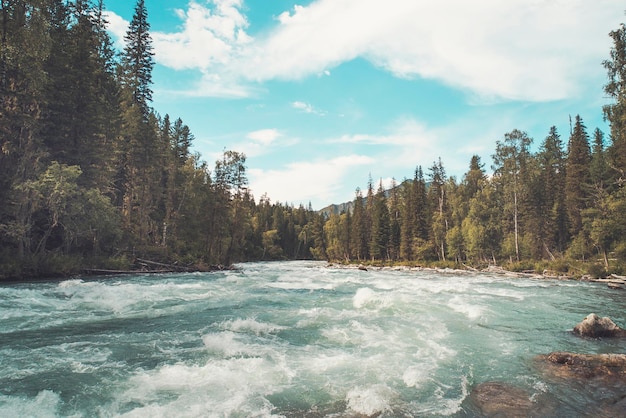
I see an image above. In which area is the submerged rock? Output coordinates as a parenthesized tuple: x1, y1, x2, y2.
(573, 313, 626, 338)
(538, 351, 626, 381)
(470, 382, 533, 417)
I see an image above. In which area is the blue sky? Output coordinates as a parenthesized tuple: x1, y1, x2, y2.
(104, 0, 624, 210)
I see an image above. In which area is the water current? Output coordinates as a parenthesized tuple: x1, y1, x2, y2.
(1, 261, 625, 417)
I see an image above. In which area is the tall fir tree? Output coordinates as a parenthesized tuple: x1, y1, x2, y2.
(350, 188, 368, 260)
(369, 180, 390, 261)
(603, 23, 626, 187)
(535, 126, 567, 255)
(428, 158, 448, 261)
(565, 115, 591, 239)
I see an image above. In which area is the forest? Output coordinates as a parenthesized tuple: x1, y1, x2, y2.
(1, 0, 626, 280)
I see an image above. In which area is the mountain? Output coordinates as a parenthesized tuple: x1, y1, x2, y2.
(318, 201, 355, 217)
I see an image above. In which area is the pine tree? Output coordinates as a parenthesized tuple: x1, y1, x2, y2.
(399, 176, 415, 261)
(535, 126, 567, 256)
(116, 0, 159, 244)
(428, 158, 448, 261)
(388, 178, 401, 261)
(120, 0, 153, 117)
(0, 0, 51, 259)
(350, 188, 368, 260)
(603, 23, 626, 186)
(369, 180, 390, 261)
(590, 128, 608, 189)
(565, 116, 591, 238)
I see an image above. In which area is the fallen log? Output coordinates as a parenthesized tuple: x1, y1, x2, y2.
(135, 258, 194, 272)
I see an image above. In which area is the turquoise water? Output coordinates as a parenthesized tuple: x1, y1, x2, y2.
(1, 261, 625, 417)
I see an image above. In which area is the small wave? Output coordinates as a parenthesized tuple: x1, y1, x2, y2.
(118, 357, 283, 417)
(220, 318, 286, 336)
(0, 390, 61, 418)
(449, 295, 487, 321)
(353, 287, 390, 309)
(202, 332, 251, 357)
(58, 278, 86, 288)
(346, 384, 395, 416)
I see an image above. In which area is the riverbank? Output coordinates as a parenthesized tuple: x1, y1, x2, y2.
(325, 260, 626, 286)
(0, 255, 231, 283)
(325, 261, 571, 280)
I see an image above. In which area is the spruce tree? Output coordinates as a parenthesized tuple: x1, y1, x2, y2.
(565, 116, 591, 238)
(604, 23, 626, 186)
(536, 126, 567, 255)
(121, 0, 153, 117)
(350, 188, 368, 260)
(428, 158, 448, 261)
(369, 180, 390, 261)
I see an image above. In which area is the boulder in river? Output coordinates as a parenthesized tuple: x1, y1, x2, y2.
(572, 313, 626, 338)
(469, 381, 555, 417)
(538, 351, 626, 381)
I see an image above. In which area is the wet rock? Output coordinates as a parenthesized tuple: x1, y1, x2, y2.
(469, 382, 535, 418)
(573, 313, 626, 338)
(538, 351, 626, 381)
(599, 395, 626, 417)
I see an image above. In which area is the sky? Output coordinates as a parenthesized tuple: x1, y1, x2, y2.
(104, 0, 625, 210)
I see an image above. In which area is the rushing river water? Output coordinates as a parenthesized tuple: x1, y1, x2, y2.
(1, 261, 625, 417)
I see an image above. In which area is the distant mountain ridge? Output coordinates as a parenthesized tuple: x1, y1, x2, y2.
(318, 179, 418, 216)
(318, 201, 355, 217)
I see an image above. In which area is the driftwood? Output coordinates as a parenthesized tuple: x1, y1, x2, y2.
(83, 258, 232, 276)
(135, 258, 195, 272)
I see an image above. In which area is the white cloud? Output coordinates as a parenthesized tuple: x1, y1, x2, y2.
(227, 128, 295, 158)
(103, 11, 129, 49)
(237, 0, 622, 101)
(247, 129, 282, 145)
(291, 101, 326, 116)
(105, 0, 624, 103)
(111, 0, 622, 101)
(152, 0, 250, 71)
(248, 155, 374, 206)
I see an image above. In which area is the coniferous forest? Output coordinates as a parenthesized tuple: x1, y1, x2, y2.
(2, 1, 626, 280)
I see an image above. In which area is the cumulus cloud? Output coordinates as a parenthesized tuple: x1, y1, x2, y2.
(106, 0, 622, 101)
(152, 0, 250, 70)
(248, 155, 374, 205)
(240, 0, 621, 101)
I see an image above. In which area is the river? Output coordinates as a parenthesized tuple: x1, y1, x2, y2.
(1, 260, 624, 417)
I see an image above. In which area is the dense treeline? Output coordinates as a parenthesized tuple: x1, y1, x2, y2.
(0, 0, 319, 279)
(2, 1, 626, 280)
(320, 23, 626, 276)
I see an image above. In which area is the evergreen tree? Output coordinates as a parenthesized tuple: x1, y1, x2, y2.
(369, 180, 390, 261)
(350, 188, 368, 260)
(120, 0, 153, 116)
(536, 127, 567, 255)
(388, 178, 401, 261)
(590, 128, 608, 189)
(428, 158, 448, 261)
(565, 115, 591, 238)
(0, 0, 51, 259)
(399, 176, 416, 261)
(116, 0, 159, 243)
(462, 155, 486, 200)
(603, 23, 626, 186)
